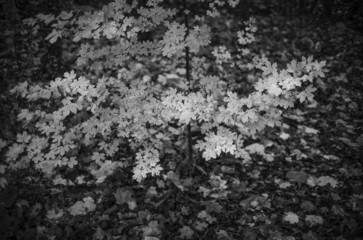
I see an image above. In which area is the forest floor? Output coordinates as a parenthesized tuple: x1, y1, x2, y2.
(0, 2, 363, 240)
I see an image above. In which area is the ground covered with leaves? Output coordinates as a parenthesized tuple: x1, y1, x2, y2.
(0, 1, 363, 240)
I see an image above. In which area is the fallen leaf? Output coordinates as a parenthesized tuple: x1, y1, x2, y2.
(128, 200, 137, 210)
(279, 181, 292, 189)
(331, 205, 346, 216)
(264, 154, 275, 162)
(242, 227, 258, 240)
(286, 170, 308, 183)
(144, 237, 160, 240)
(304, 126, 318, 134)
(307, 176, 317, 187)
(245, 143, 265, 155)
(316, 176, 338, 188)
(198, 186, 211, 197)
(209, 175, 228, 190)
(302, 231, 318, 240)
(300, 201, 316, 212)
(143, 220, 160, 237)
(156, 179, 165, 188)
(275, 178, 292, 189)
(179, 226, 194, 239)
(146, 186, 158, 197)
(69, 197, 96, 216)
(93, 227, 105, 240)
(305, 215, 323, 226)
(114, 187, 134, 205)
(279, 132, 290, 140)
(216, 230, 231, 240)
(339, 137, 359, 148)
(322, 155, 339, 161)
(284, 236, 296, 240)
(283, 212, 299, 224)
(0, 177, 7, 188)
(30, 203, 42, 217)
(240, 195, 270, 209)
(202, 200, 223, 213)
(195, 221, 208, 231)
(0, 139, 6, 149)
(46, 209, 64, 220)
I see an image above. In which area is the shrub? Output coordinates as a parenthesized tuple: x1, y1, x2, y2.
(1, 0, 326, 187)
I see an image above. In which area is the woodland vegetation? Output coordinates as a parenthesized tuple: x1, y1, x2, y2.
(0, 0, 362, 239)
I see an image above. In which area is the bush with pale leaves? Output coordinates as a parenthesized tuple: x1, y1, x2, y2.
(1, 0, 327, 186)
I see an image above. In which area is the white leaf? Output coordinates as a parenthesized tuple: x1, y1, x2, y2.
(317, 176, 338, 188)
(166, 73, 179, 79)
(307, 176, 317, 187)
(264, 154, 274, 162)
(304, 126, 318, 134)
(245, 143, 265, 155)
(322, 155, 339, 161)
(283, 212, 299, 224)
(128, 201, 137, 210)
(279, 132, 290, 140)
(46, 209, 64, 220)
(279, 181, 292, 189)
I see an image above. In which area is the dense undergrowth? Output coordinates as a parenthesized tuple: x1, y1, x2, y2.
(0, 0, 363, 240)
